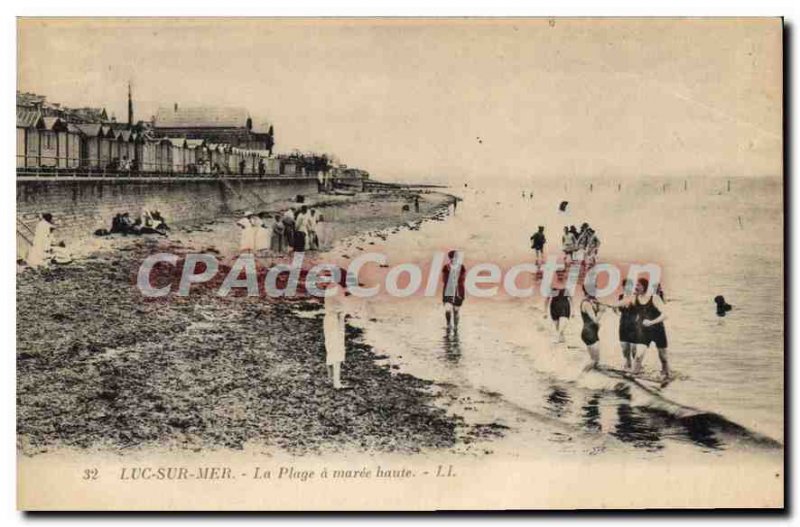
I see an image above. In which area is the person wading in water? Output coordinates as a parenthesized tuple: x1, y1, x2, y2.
(615, 278, 638, 370)
(442, 250, 467, 333)
(580, 287, 604, 371)
(630, 278, 671, 378)
(543, 272, 572, 343)
(530, 226, 546, 264)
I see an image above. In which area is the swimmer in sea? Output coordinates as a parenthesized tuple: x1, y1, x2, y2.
(714, 295, 733, 317)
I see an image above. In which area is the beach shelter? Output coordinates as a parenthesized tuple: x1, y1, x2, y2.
(74, 123, 104, 168)
(17, 108, 42, 168)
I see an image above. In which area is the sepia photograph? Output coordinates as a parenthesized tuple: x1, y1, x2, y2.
(15, 16, 784, 510)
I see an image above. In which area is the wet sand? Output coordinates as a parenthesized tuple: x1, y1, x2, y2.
(17, 190, 472, 456)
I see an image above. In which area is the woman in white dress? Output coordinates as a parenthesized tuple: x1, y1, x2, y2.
(324, 285, 348, 389)
(27, 213, 56, 268)
(252, 213, 270, 255)
(307, 209, 319, 250)
(236, 211, 255, 253)
(315, 213, 328, 249)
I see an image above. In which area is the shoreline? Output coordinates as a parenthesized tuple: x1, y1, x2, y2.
(17, 189, 472, 456)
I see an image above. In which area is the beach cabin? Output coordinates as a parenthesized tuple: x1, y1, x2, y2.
(59, 123, 82, 168)
(250, 151, 278, 176)
(228, 147, 242, 175)
(136, 138, 159, 172)
(155, 138, 172, 173)
(109, 132, 120, 166)
(134, 135, 155, 172)
(266, 157, 280, 176)
(166, 138, 187, 173)
(17, 108, 41, 168)
(241, 150, 251, 174)
(98, 125, 116, 169)
(143, 137, 158, 172)
(38, 117, 66, 168)
(207, 143, 220, 172)
(245, 151, 256, 175)
(185, 139, 206, 172)
(75, 124, 104, 168)
(115, 130, 135, 168)
(282, 162, 297, 176)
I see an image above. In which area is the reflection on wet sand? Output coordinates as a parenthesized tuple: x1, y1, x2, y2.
(544, 384, 730, 451)
(545, 386, 571, 418)
(612, 403, 663, 451)
(442, 328, 462, 364)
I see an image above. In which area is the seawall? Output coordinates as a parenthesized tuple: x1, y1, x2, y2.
(17, 176, 320, 249)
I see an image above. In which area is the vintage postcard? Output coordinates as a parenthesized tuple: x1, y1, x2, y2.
(16, 17, 784, 510)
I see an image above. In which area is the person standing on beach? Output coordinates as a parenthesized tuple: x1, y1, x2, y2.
(321, 280, 368, 390)
(282, 208, 296, 249)
(543, 279, 572, 343)
(316, 214, 330, 249)
(530, 226, 546, 263)
(294, 205, 309, 252)
(236, 211, 255, 252)
(561, 226, 577, 264)
(270, 214, 285, 254)
(252, 213, 270, 255)
(324, 284, 348, 390)
(307, 209, 319, 250)
(580, 289, 604, 370)
(631, 278, 671, 378)
(585, 228, 601, 267)
(574, 223, 592, 264)
(442, 250, 467, 333)
(27, 213, 56, 268)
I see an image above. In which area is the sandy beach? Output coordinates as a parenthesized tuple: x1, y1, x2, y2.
(17, 189, 472, 456)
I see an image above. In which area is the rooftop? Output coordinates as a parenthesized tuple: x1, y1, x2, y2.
(154, 105, 271, 133)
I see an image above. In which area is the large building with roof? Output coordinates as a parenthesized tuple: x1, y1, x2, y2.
(153, 104, 274, 154)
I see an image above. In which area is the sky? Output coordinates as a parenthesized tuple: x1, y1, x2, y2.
(18, 18, 782, 184)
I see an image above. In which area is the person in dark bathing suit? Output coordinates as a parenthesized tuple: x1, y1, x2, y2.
(442, 250, 467, 333)
(631, 278, 671, 378)
(615, 278, 638, 370)
(543, 282, 572, 343)
(530, 226, 546, 263)
(580, 288, 604, 370)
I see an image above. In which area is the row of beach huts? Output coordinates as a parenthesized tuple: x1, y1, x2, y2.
(17, 112, 308, 177)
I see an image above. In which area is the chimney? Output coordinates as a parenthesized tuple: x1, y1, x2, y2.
(127, 82, 133, 127)
(174, 102, 178, 112)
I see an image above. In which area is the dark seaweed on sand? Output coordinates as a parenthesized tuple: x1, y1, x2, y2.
(17, 196, 462, 456)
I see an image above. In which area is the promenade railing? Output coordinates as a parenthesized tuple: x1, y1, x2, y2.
(16, 156, 294, 180)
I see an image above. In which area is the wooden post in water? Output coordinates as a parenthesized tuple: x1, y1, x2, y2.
(590, 183, 593, 192)
(738, 215, 743, 229)
(727, 179, 731, 192)
(618, 183, 621, 192)
(684, 179, 688, 191)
